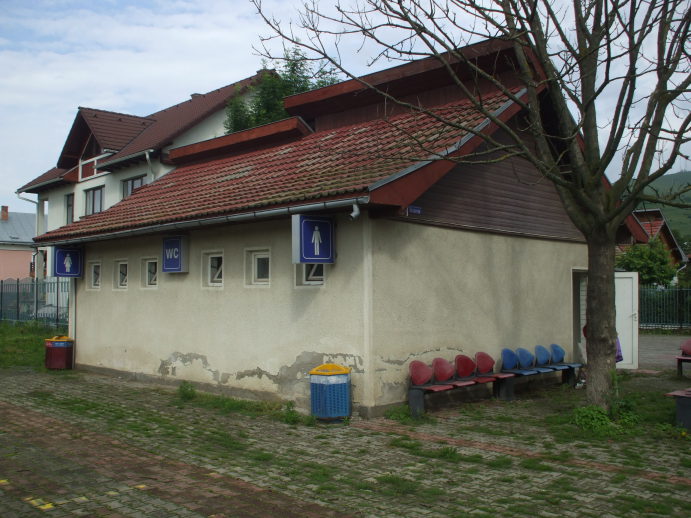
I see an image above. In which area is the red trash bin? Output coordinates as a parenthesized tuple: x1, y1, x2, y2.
(45, 336, 74, 369)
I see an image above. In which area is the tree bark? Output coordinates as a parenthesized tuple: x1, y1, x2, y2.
(584, 228, 618, 409)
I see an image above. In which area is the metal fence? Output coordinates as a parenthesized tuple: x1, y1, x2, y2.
(639, 285, 691, 330)
(0, 277, 70, 326)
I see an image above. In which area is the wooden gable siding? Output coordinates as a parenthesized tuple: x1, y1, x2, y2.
(313, 74, 521, 132)
(81, 161, 95, 179)
(402, 152, 584, 242)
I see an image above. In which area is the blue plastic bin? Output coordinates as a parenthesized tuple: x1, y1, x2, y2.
(309, 363, 351, 419)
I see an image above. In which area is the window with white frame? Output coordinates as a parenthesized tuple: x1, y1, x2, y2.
(296, 263, 325, 286)
(115, 261, 128, 289)
(142, 258, 158, 288)
(122, 176, 145, 198)
(203, 252, 223, 287)
(85, 186, 104, 215)
(246, 249, 270, 286)
(88, 262, 101, 289)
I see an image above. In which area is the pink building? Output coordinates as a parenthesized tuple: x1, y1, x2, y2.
(0, 205, 36, 279)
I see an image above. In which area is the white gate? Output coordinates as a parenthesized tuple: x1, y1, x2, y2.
(572, 271, 639, 368)
(615, 271, 639, 369)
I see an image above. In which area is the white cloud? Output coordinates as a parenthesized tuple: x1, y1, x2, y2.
(3, 0, 686, 216)
(0, 0, 300, 210)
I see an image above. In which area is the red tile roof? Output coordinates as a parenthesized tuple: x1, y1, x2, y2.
(633, 208, 687, 263)
(55, 108, 154, 169)
(16, 167, 68, 193)
(36, 89, 522, 243)
(284, 38, 518, 120)
(20, 72, 268, 193)
(634, 209, 665, 238)
(640, 219, 664, 238)
(99, 71, 267, 168)
(79, 108, 154, 152)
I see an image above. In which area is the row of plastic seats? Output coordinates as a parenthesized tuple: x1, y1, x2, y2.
(408, 352, 515, 417)
(408, 345, 582, 416)
(501, 344, 582, 384)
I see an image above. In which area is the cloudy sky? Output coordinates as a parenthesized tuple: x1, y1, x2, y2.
(1, 0, 688, 216)
(0, 0, 372, 213)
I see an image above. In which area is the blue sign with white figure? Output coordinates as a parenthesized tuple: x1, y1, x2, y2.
(162, 236, 188, 273)
(53, 248, 83, 277)
(292, 215, 335, 263)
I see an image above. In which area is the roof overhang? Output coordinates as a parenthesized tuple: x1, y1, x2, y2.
(284, 38, 518, 119)
(368, 88, 527, 207)
(98, 149, 156, 170)
(35, 195, 371, 246)
(633, 208, 688, 263)
(169, 117, 314, 165)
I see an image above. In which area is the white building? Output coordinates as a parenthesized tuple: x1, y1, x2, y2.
(18, 72, 266, 277)
(35, 40, 594, 416)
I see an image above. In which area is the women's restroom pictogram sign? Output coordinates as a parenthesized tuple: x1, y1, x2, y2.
(53, 248, 83, 277)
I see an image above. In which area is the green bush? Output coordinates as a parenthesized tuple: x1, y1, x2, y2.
(281, 401, 303, 425)
(573, 405, 618, 436)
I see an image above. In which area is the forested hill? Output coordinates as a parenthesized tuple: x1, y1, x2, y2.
(640, 170, 691, 239)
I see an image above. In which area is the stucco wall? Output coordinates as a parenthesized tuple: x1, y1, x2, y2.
(74, 216, 367, 409)
(70, 214, 587, 413)
(368, 219, 588, 408)
(0, 249, 33, 278)
(168, 107, 228, 149)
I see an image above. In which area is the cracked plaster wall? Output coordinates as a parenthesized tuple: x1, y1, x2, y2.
(70, 212, 587, 413)
(74, 217, 368, 410)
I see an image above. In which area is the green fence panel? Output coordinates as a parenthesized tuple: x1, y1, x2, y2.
(639, 286, 691, 329)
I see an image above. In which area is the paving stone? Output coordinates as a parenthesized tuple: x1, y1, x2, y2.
(1, 365, 690, 517)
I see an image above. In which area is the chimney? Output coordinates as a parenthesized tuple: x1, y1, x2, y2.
(1, 205, 8, 221)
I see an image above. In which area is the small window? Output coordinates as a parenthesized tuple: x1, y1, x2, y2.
(85, 186, 104, 215)
(65, 194, 74, 224)
(123, 176, 145, 198)
(203, 252, 223, 287)
(89, 262, 101, 289)
(115, 261, 128, 289)
(246, 249, 270, 286)
(297, 263, 325, 286)
(142, 259, 158, 287)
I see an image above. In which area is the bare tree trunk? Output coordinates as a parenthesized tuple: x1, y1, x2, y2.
(584, 229, 618, 409)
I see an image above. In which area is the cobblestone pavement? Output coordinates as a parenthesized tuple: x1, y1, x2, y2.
(1, 336, 690, 517)
(638, 334, 690, 369)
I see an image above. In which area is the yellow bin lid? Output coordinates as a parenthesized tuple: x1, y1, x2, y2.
(46, 336, 73, 342)
(309, 363, 350, 375)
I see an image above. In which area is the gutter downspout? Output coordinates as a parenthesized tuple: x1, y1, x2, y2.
(16, 191, 38, 208)
(144, 149, 156, 179)
(16, 191, 41, 235)
(16, 191, 44, 280)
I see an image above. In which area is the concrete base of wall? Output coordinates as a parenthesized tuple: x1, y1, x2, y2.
(77, 364, 567, 419)
(77, 363, 286, 403)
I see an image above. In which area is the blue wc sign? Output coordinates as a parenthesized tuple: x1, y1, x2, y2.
(162, 236, 188, 273)
(53, 247, 83, 277)
(292, 215, 335, 263)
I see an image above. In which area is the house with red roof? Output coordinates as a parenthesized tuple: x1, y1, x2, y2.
(33, 39, 593, 416)
(632, 208, 687, 265)
(17, 71, 266, 277)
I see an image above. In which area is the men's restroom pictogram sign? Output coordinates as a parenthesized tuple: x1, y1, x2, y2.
(292, 215, 335, 263)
